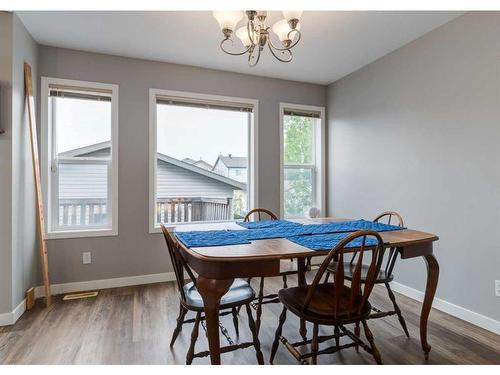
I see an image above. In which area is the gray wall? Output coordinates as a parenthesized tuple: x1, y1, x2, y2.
(0, 12, 39, 314)
(11, 13, 39, 310)
(327, 12, 500, 320)
(38, 46, 326, 284)
(0, 12, 14, 314)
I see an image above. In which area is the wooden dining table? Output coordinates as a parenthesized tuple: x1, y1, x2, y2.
(173, 217, 439, 365)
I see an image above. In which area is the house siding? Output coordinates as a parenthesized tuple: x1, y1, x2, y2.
(156, 160, 236, 198)
(212, 159, 228, 177)
(58, 157, 239, 202)
(59, 163, 108, 200)
(227, 167, 247, 183)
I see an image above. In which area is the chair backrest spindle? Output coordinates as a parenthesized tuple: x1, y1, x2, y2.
(373, 212, 404, 277)
(303, 230, 385, 319)
(349, 212, 403, 271)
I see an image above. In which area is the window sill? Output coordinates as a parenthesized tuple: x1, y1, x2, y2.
(46, 228, 118, 240)
(149, 220, 242, 234)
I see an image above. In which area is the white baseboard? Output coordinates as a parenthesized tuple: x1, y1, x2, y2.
(0, 299, 26, 326)
(391, 281, 500, 335)
(34, 271, 176, 299)
(0, 272, 176, 326)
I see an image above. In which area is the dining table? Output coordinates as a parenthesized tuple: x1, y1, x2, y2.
(173, 217, 439, 365)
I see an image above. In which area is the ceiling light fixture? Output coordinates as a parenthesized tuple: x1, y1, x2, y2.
(213, 10, 302, 67)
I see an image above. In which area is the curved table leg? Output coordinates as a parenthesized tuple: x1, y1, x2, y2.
(197, 276, 234, 365)
(420, 254, 439, 360)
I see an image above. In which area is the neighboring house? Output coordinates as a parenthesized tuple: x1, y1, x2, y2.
(57, 142, 246, 225)
(212, 154, 248, 183)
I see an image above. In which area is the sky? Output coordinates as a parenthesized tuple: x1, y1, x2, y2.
(55, 97, 111, 153)
(55, 99, 249, 166)
(156, 104, 248, 165)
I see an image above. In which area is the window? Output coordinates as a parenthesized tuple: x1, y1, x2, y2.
(280, 104, 325, 218)
(149, 89, 257, 231)
(41, 78, 118, 238)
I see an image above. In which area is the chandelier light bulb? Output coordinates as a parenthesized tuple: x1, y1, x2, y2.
(272, 19, 301, 42)
(212, 11, 244, 33)
(236, 26, 257, 47)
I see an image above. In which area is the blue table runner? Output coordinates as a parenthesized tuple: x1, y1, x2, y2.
(237, 219, 302, 229)
(288, 232, 381, 251)
(175, 219, 404, 250)
(175, 226, 308, 247)
(298, 219, 403, 235)
(175, 230, 251, 247)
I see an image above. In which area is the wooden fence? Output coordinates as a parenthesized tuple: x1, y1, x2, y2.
(156, 197, 233, 224)
(57, 197, 233, 227)
(58, 199, 107, 227)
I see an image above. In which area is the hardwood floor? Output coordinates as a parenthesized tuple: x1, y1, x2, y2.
(1, 276, 499, 365)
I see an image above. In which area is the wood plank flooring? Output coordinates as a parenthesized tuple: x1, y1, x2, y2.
(1, 276, 499, 365)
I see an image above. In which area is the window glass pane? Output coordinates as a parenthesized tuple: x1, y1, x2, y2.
(284, 168, 313, 218)
(57, 163, 108, 228)
(156, 103, 250, 224)
(53, 96, 111, 157)
(283, 114, 314, 164)
(51, 90, 113, 231)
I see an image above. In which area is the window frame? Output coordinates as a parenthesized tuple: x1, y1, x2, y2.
(41, 77, 119, 239)
(149, 88, 259, 233)
(279, 103, 325, 219)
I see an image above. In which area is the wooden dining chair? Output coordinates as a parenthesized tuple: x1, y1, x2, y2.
(270, 230, 385, 365)
(241, 208, 300, 333)
(324, 211, 410, 338)
(161, 224, 264, 365)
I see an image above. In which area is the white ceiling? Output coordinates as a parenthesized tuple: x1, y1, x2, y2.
(17, 11, 462, 85)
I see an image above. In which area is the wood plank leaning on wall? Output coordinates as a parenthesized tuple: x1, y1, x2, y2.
(24, 62, 51, 307)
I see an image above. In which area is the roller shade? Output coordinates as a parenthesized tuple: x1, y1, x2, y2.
(49, 85, 112, 102)
(284, 109, 321, 118)
(156, 95, 253, 113)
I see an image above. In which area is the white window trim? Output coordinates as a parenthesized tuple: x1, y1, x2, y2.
(149, 88, 259, 233)
(41, 77, 119, 239)
(279, 102, 325, 219)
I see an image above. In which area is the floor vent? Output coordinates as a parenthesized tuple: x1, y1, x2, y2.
(62, 291, 99, 300)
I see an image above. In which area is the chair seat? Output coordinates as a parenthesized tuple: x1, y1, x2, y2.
(183, 279, 255, 311)
(327, 262, 393, 283)
(278, 283, 371, 325)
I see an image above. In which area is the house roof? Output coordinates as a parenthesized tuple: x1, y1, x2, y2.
(61, 141, 245, 190)
(214, 155, 248, 169)
(58, 141, 111, 157)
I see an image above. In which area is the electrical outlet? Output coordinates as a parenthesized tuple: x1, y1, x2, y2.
(495, 280, 500, 297)
(82, 252, 91, 265)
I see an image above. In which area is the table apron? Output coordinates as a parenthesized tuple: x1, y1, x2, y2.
(400, 242, 433, 259)
(186, 256, 281, 279)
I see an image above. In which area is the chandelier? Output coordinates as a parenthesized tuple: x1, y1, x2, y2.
(213, 11, 302, 67)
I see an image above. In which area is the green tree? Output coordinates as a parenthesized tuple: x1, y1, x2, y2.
(284, 169, 313, 217)
(284, 115, 313, 164)
(283, 115, 314, 217)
